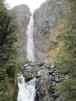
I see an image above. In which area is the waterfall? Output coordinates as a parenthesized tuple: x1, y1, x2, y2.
(17, 14, 36, 101)
(17, 74, 36, 101)
(16, 1, 47, 101)
(26, 14, 35, 62)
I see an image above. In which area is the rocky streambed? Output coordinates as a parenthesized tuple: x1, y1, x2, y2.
(20, 63, 64, 101)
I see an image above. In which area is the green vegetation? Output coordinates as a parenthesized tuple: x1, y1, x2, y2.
(55, 0, 76, 101)
(0, 0, 17, 101)
(0, 0, 76, 101)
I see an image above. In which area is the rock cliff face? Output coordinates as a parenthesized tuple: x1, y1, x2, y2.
(9, 0, 71, 64)
(34, 0, 71, 63)
(10, 5, 31, 63)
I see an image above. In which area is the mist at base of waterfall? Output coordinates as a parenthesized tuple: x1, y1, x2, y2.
(17, 74, 36, 101)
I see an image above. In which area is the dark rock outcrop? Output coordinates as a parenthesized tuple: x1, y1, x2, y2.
(21, 63, 64, 101)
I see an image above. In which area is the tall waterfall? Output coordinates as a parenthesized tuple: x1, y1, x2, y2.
(17, 14, 36, 101)
(17, 74, 36, 101)
(26, 15, 35, 62)
(16, 1, 47, 101)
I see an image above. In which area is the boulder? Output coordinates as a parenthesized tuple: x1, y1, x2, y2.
(21, 63, 64, 101)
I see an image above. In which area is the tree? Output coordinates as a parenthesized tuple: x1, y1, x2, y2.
(0, 0, 17, 101)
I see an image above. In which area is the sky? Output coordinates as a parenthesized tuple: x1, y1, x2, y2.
(5, 0, 46, 13)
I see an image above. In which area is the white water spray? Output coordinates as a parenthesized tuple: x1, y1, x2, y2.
(26, 15, 35, 62)
(17, 74, 36, 101)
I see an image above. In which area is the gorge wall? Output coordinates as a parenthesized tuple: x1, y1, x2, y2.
(10, 5, 31, 64)
(10, 0, 71, 64)
(34, 0, 71, 63)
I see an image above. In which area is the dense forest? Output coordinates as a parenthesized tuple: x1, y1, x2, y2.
(0, 0, 76, 101)
(0, 0, 17, 101)
(55, 0, 76, 101)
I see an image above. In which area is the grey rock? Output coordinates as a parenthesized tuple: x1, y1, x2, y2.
(21, 63, 64, 101)
(33, 0, 71, 63)
(9, 5, 31, 63)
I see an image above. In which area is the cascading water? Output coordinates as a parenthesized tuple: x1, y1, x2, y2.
(17, 0, 46, 101)
(17, 14, 36, 101)
(17, 74, 36, 101)
(26, 15, 35, 62)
